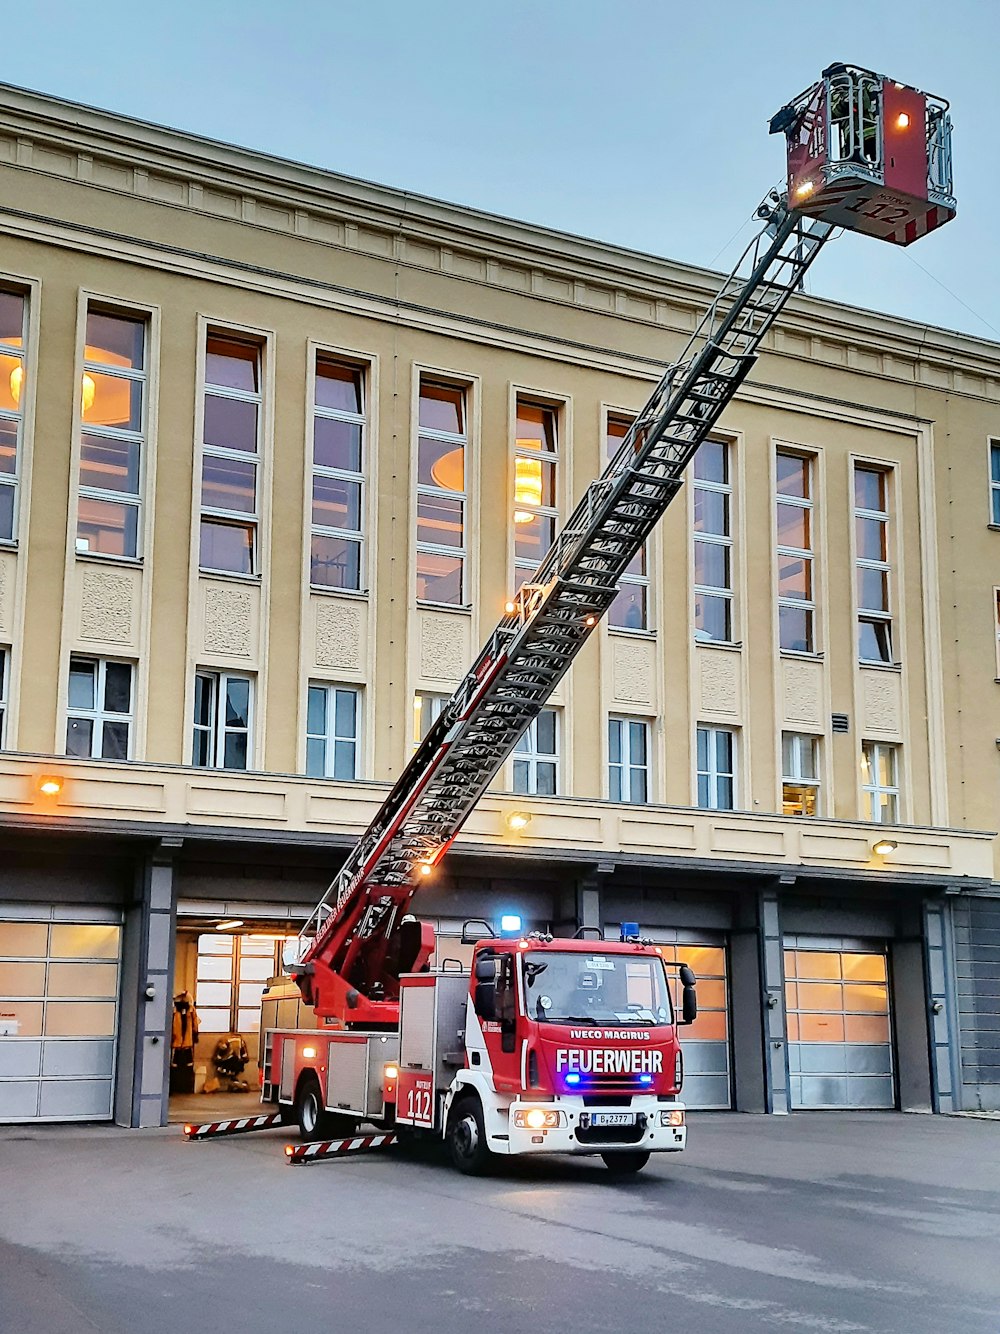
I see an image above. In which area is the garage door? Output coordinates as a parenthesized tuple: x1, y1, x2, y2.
(0, 912, 122, 1122)
(784, 941, 894, 1109)
(652, 936, 731, 1109)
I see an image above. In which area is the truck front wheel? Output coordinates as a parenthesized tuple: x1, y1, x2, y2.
(446, 1096, 492, 1176)
(601, 1150, 650, 1176)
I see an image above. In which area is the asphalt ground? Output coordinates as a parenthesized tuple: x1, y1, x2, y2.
(1, 1112, 998, 1334)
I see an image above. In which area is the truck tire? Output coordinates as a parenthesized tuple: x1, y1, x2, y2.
(295, 1074, 354, 1142)
(446, 1095, 492, 1176)
(601, 1150, 650, 1176)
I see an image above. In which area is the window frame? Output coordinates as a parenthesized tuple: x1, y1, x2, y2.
(854, 463, 894, 665)
(605, 411, 651, 632)
(990, 438, 1000, 527)
(692, 438, 734, 644)
(309, 353, 368, 593)
(305, 682, 361, 780)
(0, 286, 28, 546)
(198, 331, 264, 578)
(413, 691, 448, 750)
(192, 669, 254, 770)
(608, 715, 651, 804)
(775, 449, 816, 654)
(75, 306, 148, 562)
(512, 708, 560, 796)
(781, 731, 820, 817)
(860, 739, 899, 824)
(696, 724, 737, 811)
(64, 655, 135, 761)
(415, 376, 469, 607)
(512, 395, 561, 593)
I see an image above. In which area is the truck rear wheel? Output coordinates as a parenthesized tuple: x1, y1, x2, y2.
(295, 1074, 354, 1142)
(446, 1095, 492, 1176)
(601, 1150, 650, 1176)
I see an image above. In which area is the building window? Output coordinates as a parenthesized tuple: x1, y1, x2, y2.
(65, 657, 133, 760)
(513, 400, 558, 592)
(994, 589, 1000, 679)
(200, 335, 261, 576)
(310, 358, 366, 591)
(609, 716, 650, 803)
(76, 310, 147, 559)
(0, 289, 26, 544)
(513, 709, 559, 795)
(697, 725, 736, 810)
(855, 465, 893, 664)
(306, 683, 360, 779)
(776, 452, 815, 653)
(990, 439, 1000, 526)
(413, 691, 447, 749)
(693, 440, 732, 642)
(861, 740, 899, 823)
(194, 932, 281, 1036)
(192, 670, 252, 769)
(782, 732, 819, 816)
(607, 414, 649, 630)
(416, 380, 466, 604)
(0, 646, 7, 746)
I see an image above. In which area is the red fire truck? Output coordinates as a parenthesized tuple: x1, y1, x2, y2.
(256, 63, 955, 1174)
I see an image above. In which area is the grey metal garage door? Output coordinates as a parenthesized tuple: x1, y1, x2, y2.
(784, 939, 894, 1109)
(0, 910, 122, 1122)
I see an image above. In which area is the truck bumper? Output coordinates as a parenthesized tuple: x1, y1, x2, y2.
(498, 1098, 686, 1157)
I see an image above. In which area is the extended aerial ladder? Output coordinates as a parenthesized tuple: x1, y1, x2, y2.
(289, 63, 955, 1030)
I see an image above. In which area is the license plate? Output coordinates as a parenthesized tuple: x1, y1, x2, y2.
(590, 1112, 636, 1127)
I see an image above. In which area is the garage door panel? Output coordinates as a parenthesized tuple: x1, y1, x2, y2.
(0, 1001, 43, 1037)
(683, 1041, 729, 1074)
(793, 1043, 849, 1075)
(0, 923, 48, 957)
(44, 1001, 117, 1037)
(843, 1043, 893, 1075)
(844, 1013, 891, 1043)
(0, 1080, 40, 1118)
(795, 1075, 848, 1106)
(0, 961, 47, 995)
(0, 1040, 42, 1078)
(50, 924, 120, 960)
(41, 1040, 115, 1078)
(47, 963, 118, 999)
(848, 1076, 894, 1107)
(683, 1073, 730, 1108)
(39, 1078, 113, 1118)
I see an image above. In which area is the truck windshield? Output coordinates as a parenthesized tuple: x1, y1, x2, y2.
(521, 951, 673, 1026)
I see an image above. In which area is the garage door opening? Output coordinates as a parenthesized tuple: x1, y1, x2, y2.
(784, 942, 894, 1109)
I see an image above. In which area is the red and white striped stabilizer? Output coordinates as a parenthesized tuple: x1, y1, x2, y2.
(284, 1132, 398, 1165)
(184, 1113, 284, 1140)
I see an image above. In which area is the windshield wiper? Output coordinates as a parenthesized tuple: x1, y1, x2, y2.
(558, 1015, 602, 1025)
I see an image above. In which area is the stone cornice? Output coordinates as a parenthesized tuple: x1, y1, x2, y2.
(0, 81, 998, 398)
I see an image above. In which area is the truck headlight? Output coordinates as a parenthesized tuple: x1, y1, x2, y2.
(660, 1109, 685, 1127)
(513, 1107, 561, 1129)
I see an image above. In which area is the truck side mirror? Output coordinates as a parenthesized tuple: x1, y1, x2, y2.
(473, 980, 496, 1021)
(474, 958, 495, 982)
(679, 963, 697, 988)
(681, 986, 698, 1025)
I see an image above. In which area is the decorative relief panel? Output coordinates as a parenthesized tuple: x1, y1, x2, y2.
(420, 611, 467, 682)
(782, 658, 823, 728)
(79, 568, 135, 645)
(611, 637, 655, 706)
(203, 585, 253, 657)
(861, 668, 902, 736)
(699, 648, 740, 717)
(315, 599, 363, 671)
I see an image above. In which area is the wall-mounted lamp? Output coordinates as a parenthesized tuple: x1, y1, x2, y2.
(505, 811, 532, 832)
(765, 992, 779, 1009)
(872, 838, 898, 856)
(38, 776, 63, 796)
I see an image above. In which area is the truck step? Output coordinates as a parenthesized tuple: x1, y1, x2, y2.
(184, 1113, 284, 1140)
(284, 1132, 398, 1165)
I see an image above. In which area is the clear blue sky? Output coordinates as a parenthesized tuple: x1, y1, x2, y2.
(3, 0, 997, 342)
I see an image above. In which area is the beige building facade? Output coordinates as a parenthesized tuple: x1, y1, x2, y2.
(0, 84, 997, 1126)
